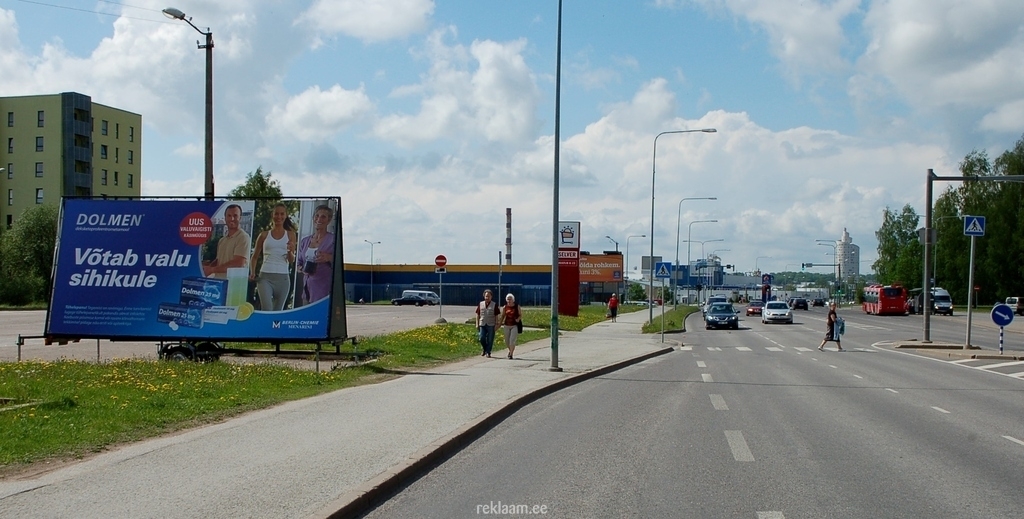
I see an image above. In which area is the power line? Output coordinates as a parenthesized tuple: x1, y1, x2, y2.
(12, 0, 172, 23)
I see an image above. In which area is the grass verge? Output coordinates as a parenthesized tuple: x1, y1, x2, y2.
(641, 305, 701, 334)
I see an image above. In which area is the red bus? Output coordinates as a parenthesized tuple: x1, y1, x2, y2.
(862, 284, 908, 315)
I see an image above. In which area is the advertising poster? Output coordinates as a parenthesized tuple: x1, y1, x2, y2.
(557, 221, 580, 317)
(579, 253, 623, 283)
(46, 198, 345, 342)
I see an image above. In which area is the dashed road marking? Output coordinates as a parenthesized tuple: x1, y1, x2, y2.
(702, 373, 714, 383)
(852, 374, 863, 379)
(932, 406, 950, 414)
(725, 430, 755, 462)
(1004, 436, 1024, 447)
(737, 346, 752, 352)
(696, 361, 707, 368)
(710, 394, 728, 410)
(886, 388, 899, 393)
(766, 347, 782, 352)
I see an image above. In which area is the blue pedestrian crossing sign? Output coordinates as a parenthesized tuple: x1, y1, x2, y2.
(963, 216, 985, 237)
(654, 261, 672, 279)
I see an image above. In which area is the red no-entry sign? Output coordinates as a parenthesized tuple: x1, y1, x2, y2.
(435, 255, 447, 267)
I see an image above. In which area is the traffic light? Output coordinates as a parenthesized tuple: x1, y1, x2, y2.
(695, 284, 703, 292)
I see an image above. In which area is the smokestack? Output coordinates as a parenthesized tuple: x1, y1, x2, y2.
(505, 207, 512, 265)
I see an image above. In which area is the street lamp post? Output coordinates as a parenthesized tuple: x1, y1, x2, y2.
(674, 197, 716, 309)
(650, 128, 717, 321)
(817, 240, 838, 301)
(368, 241, 385, 303)
(686, 220, 717, 304)
(755, 256, 771, 274)
(625, 234, 645, 302)
(163, 7, 215, 200)
(606, 235, 620, 299)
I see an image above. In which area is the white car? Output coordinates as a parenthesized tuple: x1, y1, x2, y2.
(762, 301, 793, 324)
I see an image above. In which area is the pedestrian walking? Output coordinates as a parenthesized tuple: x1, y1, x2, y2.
(500, 293, 522, 359)
(818, 301, 844, 351)
(608, 293, 619, 322)
(476, 289, 500, 358)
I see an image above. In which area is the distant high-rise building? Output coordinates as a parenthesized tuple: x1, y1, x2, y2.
(837, 228, 860, 280)
(1, 92, 141, 228)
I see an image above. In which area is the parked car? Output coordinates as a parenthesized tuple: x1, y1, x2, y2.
(762, 301, 793, 324)
(812, 298, 825, 307)
(1006, 296, 1024, 316)
(746, 300, 764, 316)
(397, 290, 441, 305)
(789, 297, 809, 310)
(391, 294, 432, 306)
(705, 303, 739, 330)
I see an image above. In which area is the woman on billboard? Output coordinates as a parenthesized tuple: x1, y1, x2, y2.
(296, 204, 336, 305)
(250, 203, 297, 311)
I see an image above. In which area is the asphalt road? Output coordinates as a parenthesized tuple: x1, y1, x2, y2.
(0, 304, 480, 363)
(365, 306, 1024, 518)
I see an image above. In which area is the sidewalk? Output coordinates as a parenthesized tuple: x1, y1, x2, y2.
(0, 310, 672, 519)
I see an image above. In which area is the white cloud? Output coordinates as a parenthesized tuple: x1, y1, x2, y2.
(299, 0, 434, 42)
(265, 85, 374, 142)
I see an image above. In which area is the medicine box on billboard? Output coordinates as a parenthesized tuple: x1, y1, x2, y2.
(46, 197, 347, 342)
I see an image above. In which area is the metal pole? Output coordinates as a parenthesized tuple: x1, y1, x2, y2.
(923, 169, 934, 341)
(203, 30, 214, 200)
(965, 234, 976, 349)
(549, 0, 562, 372)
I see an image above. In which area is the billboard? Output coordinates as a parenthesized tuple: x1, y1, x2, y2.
(579, 253, 623, 283)
(46, 197, 347, 342)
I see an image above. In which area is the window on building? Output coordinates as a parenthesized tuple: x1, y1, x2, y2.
(115, 123, 119, 139)
(8, 137, 13, 153)
(35, 188, 43, 205)
(115, 148, 119, 163)
(36, 136, 43, 152)
(37, 110, 44, 127)
(5, 164, 11, 179)
(35, 162, 43, 177)
(5, 215, 10, 229)
(101, 120, 108, 135)
(128, 150, 134, 165)
(128, 173, 134, 188)
(8, 189, 13, 206)
(7, 112, 13, 127)
(101, 169, 108, 186)
(100, 145, 108, 159)
(114, 171, 119, 186)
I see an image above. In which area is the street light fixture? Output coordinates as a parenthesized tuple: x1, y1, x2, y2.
(686, 220, 717, 304)
(364, 240, 380, 302)
(755, 256, 771, 273)
(163, 7, 215, 200)
(650, 128, 717, 321)
(673, 197, 716, 309)
(605, 235, 620, 299)
(625, 234, 645, 301)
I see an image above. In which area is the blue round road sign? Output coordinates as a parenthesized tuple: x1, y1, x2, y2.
(991, 304, 1014, 327)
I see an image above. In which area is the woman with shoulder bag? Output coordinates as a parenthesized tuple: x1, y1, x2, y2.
(501, 293, 522, 359)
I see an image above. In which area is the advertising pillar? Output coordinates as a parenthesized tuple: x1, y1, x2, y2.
(557, 221, 580, 317)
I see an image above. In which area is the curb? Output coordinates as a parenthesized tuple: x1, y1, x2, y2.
(313, 345, 676, 519)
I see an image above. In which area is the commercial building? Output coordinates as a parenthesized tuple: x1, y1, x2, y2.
(837, 228, 860, 280)
(1, 92, 141, 228)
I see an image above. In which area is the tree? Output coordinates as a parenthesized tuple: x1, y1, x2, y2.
(0, 204, 59, 304)
(874, 204, 921, 287)
(228, 166, 287, 237)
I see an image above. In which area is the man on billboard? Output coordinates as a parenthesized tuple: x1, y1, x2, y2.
(202, 204, 251, 279)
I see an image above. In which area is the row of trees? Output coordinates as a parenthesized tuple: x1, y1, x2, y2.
(0, 167, 283, 305)
(874, 134, 1024, 305)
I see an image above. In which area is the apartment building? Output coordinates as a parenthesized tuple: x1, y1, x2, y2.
(1, 92, 141, 228)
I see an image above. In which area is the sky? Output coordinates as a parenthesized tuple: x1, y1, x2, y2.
(2, 0, 1023, 276)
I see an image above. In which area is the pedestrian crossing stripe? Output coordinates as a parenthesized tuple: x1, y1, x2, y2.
(964, 216, 985, 236)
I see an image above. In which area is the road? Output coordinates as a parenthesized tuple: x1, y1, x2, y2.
(365, 306, 1024, 518)
(0, 304, 479, 363)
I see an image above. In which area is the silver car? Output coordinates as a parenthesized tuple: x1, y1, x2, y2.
(761, 301, 793, 324)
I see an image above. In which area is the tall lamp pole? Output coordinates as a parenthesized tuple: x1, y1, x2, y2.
(625, 234, 645, 302)
(817, 240, 838, 301)
(649, 128, 717, 322)
(605, 235, 620, 299)
(686, 220, 717, 305)
(549, 0, 563, 372)
(163, 7, 214, 200)
(674, 197, 716, 309)
(364, 240, 380, 302)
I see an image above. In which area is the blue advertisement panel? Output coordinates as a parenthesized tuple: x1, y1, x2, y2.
(46, 198, 345, 342)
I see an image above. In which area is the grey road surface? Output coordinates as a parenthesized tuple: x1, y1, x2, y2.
(366, 308, 1024, 518)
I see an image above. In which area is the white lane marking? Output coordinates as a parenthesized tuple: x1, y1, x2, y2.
(950, 358, 979, 364)
(710, 394, 729, 410)
(725, 430, 755, 462)
(737, 346, 752, 352)
(852, 374, 863, 379)
(678, 345, 693, 351)
(793, 347, 813, 352)
(696, 361, 707, 368)
(1004, 436, 1024, 447)
(829, 365, 838, 369)
(1008, 371, 1024, 378)
(873, 340, 1024, 383)
(757, 513, 785, 519)
(708, 347, 722, 351)
(702, 373, 714, 383)
(932, 406, 950, 414)
(983, 360, 1024, 370)
(766, 347, 782, 352)
(886, 388, 899, 393)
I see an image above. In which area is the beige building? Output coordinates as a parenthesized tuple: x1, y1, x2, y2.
(1, 92, 141, 228)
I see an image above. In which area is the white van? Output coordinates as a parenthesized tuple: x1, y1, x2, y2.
(401, 290, 440, 305)
(931, 288, 953, 315)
